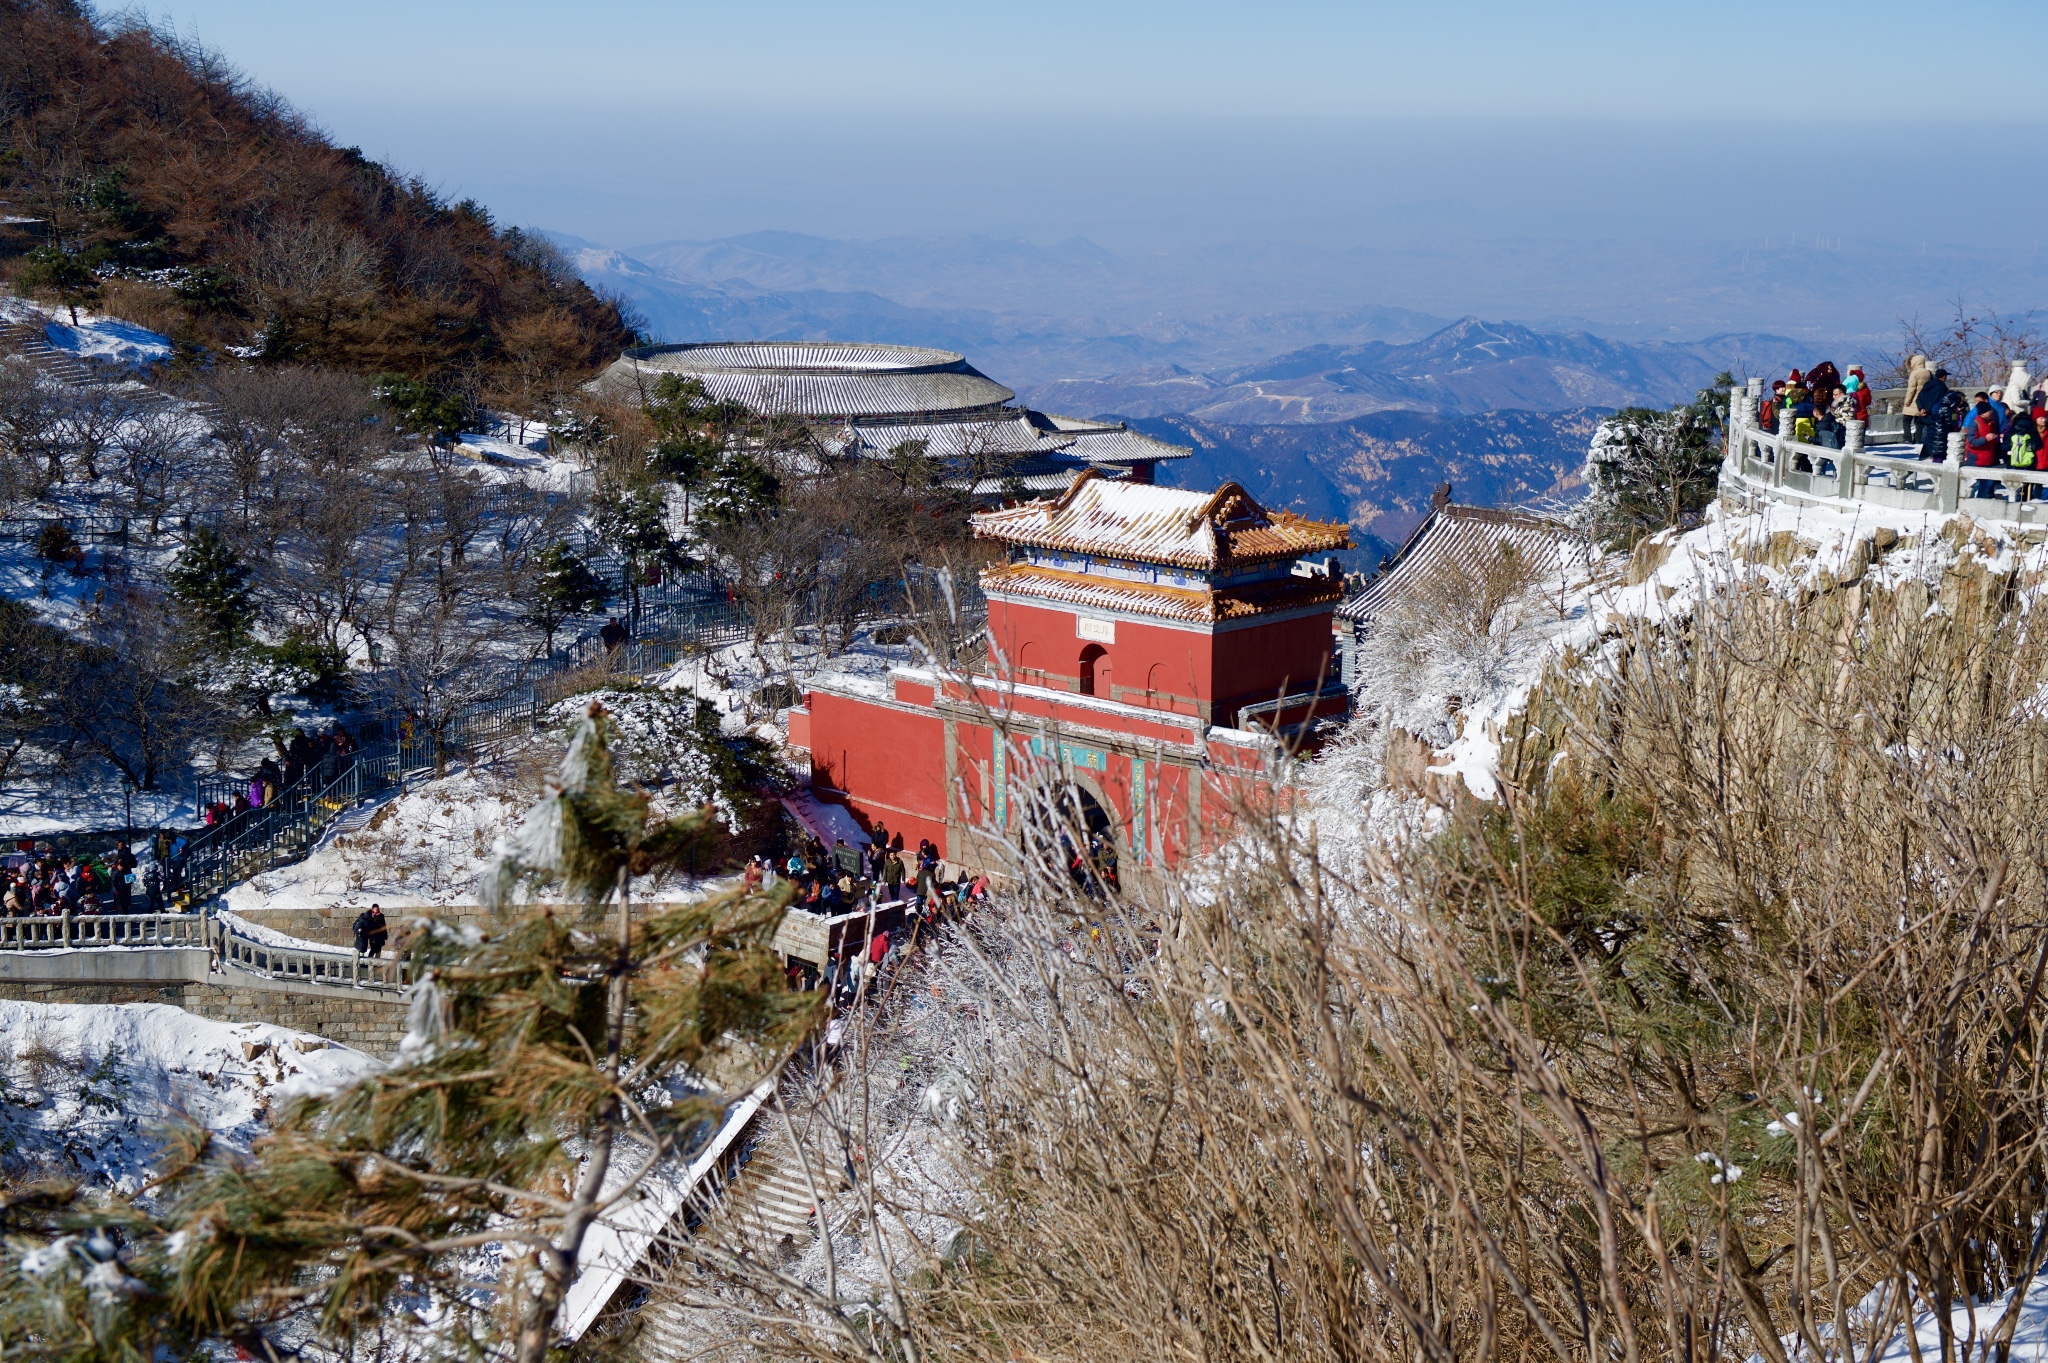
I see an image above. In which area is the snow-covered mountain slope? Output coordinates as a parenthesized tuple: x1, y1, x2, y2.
(1302, 494, 2048, 889)
(0, 1003, 376, 1194)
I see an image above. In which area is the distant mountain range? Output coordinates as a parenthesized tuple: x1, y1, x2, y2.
(555, 231, 1825, 552)
(558, 235, 1456, 390)
(1143, 408, 1602, 564)
(1026, 318, 1817, 423)
(561, 235, 1834, 419)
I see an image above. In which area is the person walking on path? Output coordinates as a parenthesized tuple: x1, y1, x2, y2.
(366, 903, 388, 958)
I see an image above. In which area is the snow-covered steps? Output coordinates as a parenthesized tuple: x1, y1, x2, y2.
(0, 318, 97, 386)
(719, 1132, 831, 1247)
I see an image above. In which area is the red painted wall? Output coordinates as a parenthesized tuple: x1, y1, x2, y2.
(805, 690, 950, 854)
(1210, 613, 1340, 721)
(986, 598, 1213, 709)
(987, 595, 1336, 723)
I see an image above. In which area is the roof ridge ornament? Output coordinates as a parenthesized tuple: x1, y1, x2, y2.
(1052, 466, 1105, 511)
(1186, 480, 1261, 533)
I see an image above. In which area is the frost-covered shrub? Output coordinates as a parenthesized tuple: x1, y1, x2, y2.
(1336, 543, 1551, 791)
(1577, 377, 1728, 548)
(543, 685, 774, 830)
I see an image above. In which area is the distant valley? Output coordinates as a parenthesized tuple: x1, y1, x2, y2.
(1139, 408, 1602, 563)
(1022, 318, 1815, 423)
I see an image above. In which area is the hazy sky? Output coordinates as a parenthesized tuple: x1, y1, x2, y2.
(123, 1, 2048, 339)
(144, 0, 2044, 122)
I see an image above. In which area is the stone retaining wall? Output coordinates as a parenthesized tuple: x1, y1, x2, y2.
(0, 970, 410, 1053)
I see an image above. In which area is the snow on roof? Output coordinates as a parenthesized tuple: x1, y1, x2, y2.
(832, 410, 1190, 466)
(598, 341, 1014, 419)
(781, 786, 873, 847)
(972, 471, 1350, 569)
(1340, 503, 1569, 625)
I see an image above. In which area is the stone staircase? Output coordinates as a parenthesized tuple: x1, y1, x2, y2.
(625, 1127, 848, 1359)
(0, 316, 106, 387)
(721, 1130, 834, 1248)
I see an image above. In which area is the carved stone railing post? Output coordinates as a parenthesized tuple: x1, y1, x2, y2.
(1846, 420, 1866, 455)
(1941, 433, 1965, 511)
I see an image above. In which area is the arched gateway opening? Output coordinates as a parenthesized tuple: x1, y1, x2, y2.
(1020, 779, 1120, 898)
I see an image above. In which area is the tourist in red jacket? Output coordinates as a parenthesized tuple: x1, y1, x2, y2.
(1966, 397, 2004, 499)
(1846, 367, 1873, 423)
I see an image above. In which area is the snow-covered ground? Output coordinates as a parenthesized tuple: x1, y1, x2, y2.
(662, 627, 918, 730)
(0, 294, 174, 368)
(222, 766, 532, 913)
(1432, 497, 2039, 802)
(0, 1001, 374, 1193)
(1295, 493, 2048, 887)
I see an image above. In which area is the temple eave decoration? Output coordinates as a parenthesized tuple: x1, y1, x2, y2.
(979, 562, 1346, 623)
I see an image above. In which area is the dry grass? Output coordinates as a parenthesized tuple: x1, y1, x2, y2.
(627, 559, 2048, 1363)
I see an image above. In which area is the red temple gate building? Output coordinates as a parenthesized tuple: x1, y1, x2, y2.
(786, 472, 1353, 872)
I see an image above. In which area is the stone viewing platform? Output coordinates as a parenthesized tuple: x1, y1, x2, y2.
(1721, 376, 2048, 525)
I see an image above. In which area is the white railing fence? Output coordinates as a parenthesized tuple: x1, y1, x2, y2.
(1722, 382, 2048, 523)
(0, 911, 410, 992)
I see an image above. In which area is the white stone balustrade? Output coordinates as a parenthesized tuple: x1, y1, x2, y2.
(0, 911, 410, 992)
(1720, 391, 2048, 524)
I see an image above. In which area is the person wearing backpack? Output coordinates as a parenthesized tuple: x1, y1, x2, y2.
(2009, 406, 2043, 502)
(1916, 369, 1954, 460)
(352, 908, 372, 955)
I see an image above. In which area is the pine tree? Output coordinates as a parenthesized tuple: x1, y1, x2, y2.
(1578, 372, 1731, 548)
(0, 704, 817, 1360)
(14, 245, 100, 326)
(644, 373, 745, 525)
(592, 481, 674, 622)
(527, 539, 608, 654)
(163, 526, 253, 649)
(698, 451, 781, 526)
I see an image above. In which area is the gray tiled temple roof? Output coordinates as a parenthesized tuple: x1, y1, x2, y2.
(1339, 503, 1567, 625)
(595, 341, 1014, 419)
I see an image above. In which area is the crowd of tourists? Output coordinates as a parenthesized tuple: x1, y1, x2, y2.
(748, 822, 991, 1006)
(1, 843, 158, 918)
(1893, 357, 2048, 498)
(1760, 359, 2048, 498)
(1756, 361, 1879, 450)
(199, 726, 359, 826)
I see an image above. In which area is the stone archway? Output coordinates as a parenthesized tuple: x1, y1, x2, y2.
(1017, 766, 1123, 897)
